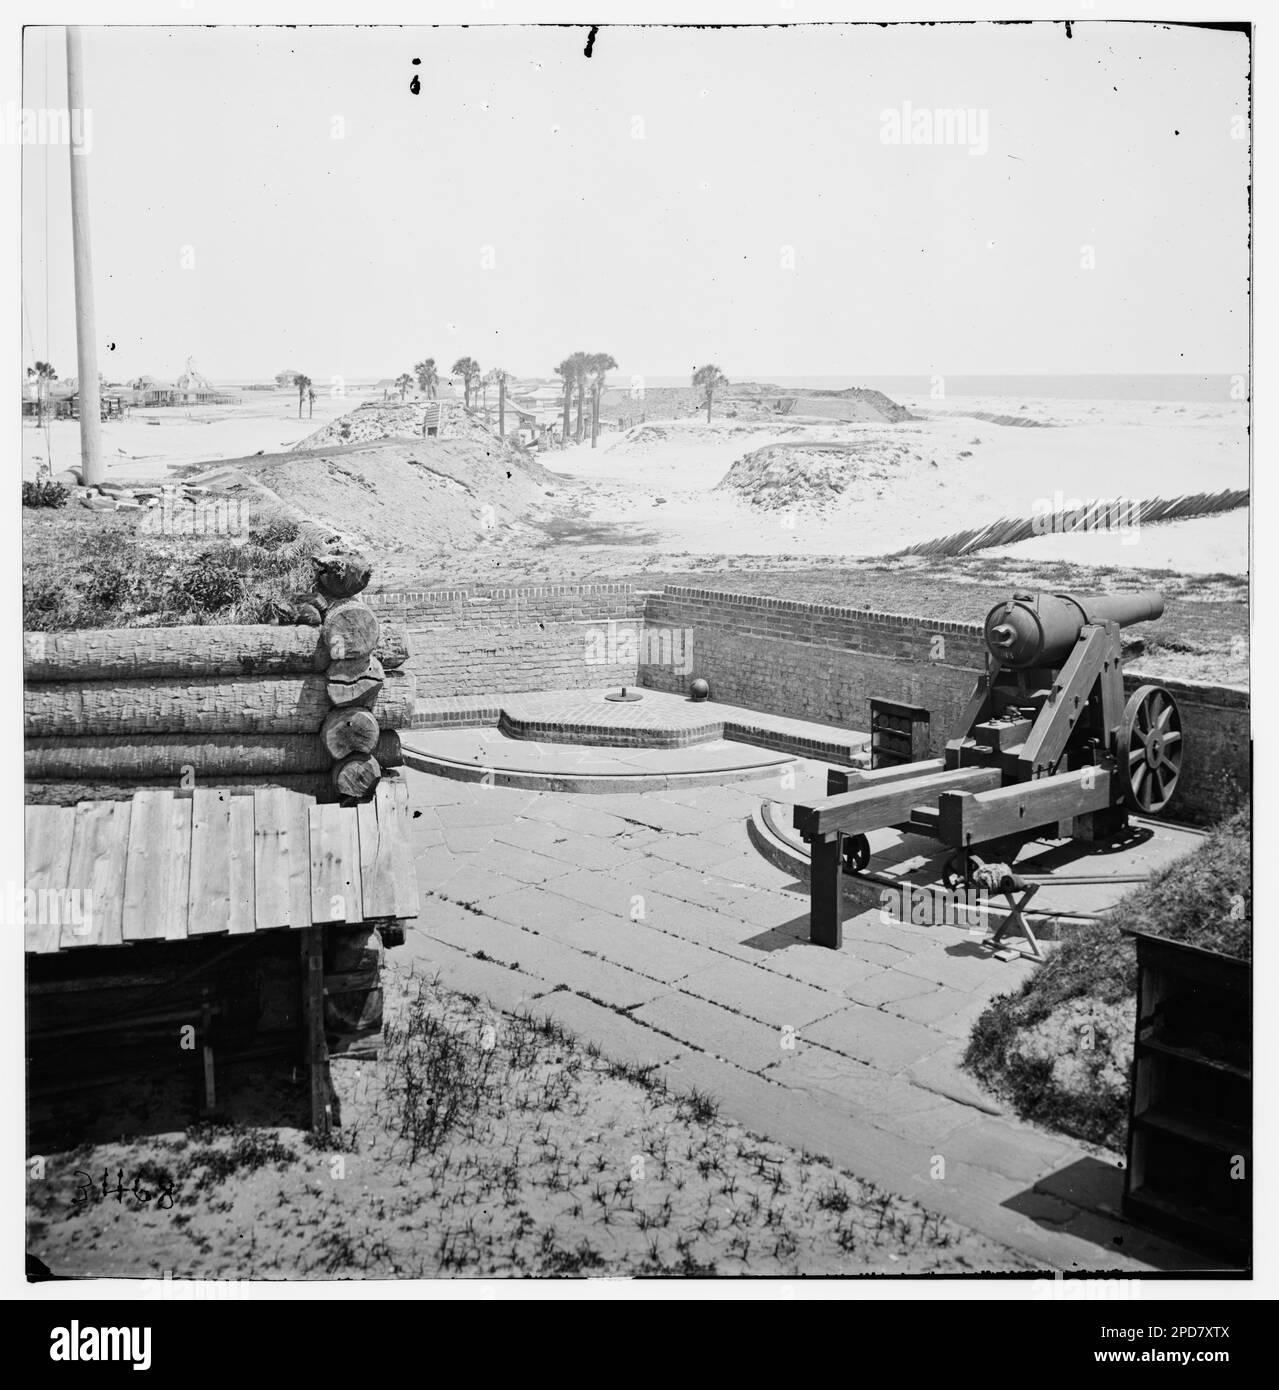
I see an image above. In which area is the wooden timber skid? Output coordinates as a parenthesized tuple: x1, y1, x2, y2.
(24, 775, 419, 1132)
(794, 591, 1184, 950)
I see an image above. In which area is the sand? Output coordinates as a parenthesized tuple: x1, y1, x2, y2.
(26, 961, 1026, 1279)
(550, 398, 1248, 572)
(22, 389, 375, 484)
(26, 388, 1249, 579)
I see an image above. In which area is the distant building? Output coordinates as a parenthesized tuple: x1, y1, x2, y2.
(275, 368, 304, 387)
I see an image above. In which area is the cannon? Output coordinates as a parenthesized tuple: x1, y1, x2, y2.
(793, 590, 1182, 946)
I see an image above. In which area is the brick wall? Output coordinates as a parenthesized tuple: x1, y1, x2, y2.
(638, 585, 1248, 823)
(366, 583, 644, 698)
(640, 585, 989, 745)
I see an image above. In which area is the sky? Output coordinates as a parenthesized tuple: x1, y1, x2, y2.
(19, 21, 1251, 386)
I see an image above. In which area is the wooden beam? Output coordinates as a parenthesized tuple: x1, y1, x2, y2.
(1018, 626, 1109, 776)
(809, 833, 843, 950)
(164, 795, 194, 942)
(24, 805, 76, 954)
(302, 928, 331, 1133)
(310, 803, 360, 924)
(253, 787, 292, 929)
(227, 794, 256, 935)
(188, 789, 233, 937)
(356, 797, 396, 919)
(937, 767, 1113, 848)
(121, 789, 176, 942)
(794, 766, 1002, 839)
(63, 800, 130, 949)
(379, 776, 420, 919)
(826, 759, 944, 796)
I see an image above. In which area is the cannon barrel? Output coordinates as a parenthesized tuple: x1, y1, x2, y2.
(984, 590, 1165, 669)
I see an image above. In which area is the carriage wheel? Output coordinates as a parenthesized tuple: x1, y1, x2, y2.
(1117, 684, 1182, 814)
(841, 834, 871, 874)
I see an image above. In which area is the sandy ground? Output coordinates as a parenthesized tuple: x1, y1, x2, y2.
(22, 389, 376, 484)
(546, 397, 1248, 572)
(26, 960, 1025, 1279)
(984, 510, 1249, 576)
(27, 389, 1249, 579)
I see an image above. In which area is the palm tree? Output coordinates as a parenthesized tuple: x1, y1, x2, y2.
(554, 356, 577, 445)
(563, 350, 590, 442)
(452, 357, 481, 409)
(395, 373, 413, 401)
(692, 364, 729, 424)
(296, 374, 313, 419)
(415, 358, 439, 398)
(28, 361, 57, 423)
(489, 367, 510, 438)
(585, 353, 618, 448)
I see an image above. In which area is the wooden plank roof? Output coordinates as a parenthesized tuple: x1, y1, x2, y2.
(23, 779, 419, 953)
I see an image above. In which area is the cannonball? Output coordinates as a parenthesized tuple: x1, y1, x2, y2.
(689, 678, 711, 702)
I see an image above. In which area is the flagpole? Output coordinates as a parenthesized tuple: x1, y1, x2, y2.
(65, 25, 102, 486)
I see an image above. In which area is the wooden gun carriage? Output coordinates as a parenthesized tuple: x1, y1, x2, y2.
(794, 591, 1183, 947)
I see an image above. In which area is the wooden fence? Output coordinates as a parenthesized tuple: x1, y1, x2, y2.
(892, 488, 1248, 559)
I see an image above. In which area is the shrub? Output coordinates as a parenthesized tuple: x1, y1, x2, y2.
(170, 548, 245, 613)
(22, 480, 68, 509)
(963, 804, 1251, 1148)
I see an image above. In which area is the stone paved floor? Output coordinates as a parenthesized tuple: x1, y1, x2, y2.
(398, 761, 1214, 1273)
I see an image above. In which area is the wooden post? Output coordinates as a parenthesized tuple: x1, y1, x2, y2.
(302, 928, 331, 1132)
(810, 833, 843, 950)
(200, 996, 217, 1114)
(65, 26, 103, 487)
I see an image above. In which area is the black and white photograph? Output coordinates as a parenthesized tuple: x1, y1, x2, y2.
(5, 0, 1271, 1318)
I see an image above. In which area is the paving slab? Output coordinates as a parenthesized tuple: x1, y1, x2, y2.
(418, 906, 667, 1011)
(888, 983, 979, 1028)
(640, 835, 757, 873)
(533, 834, 645, 867)
(841, 968, 944, 1009)
(517, 799, 633, 839)
(489, 817, 581, 855)
(674, 958, 846, 1030)
(483, 845, 577, 886)
(631, 991, 792, 1072)
(802, 1006, 952, 1074)
(397, 931, 541, 1016)
(527, 991, 687, 1070)
(438, 824, 503, 856)
(482, 884, 595, 933)
(433, 863, 528, 908)
(533, 913, 717, 984)
(937, 1117, 1079, 1185)
(541, 867, 653, 917)
(905, 1048, 1004, 1114)
(752, 944, 889, 994)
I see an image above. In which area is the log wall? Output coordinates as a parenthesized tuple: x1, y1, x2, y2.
(23, 623, 411, 804)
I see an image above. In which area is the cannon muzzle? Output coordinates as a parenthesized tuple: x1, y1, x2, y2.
(984, 590, 1164, 669)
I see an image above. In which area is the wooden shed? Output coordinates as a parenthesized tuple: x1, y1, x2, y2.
(25, 777, 419, 1135)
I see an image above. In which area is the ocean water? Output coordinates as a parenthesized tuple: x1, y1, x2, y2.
(643, 374, 1242, 403)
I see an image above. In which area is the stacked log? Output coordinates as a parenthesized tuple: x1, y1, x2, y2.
(308, 553, 387, 801)
(23, 603, 412, 804)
